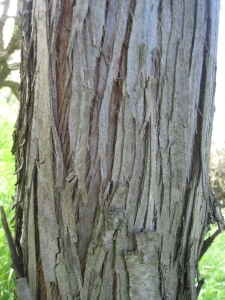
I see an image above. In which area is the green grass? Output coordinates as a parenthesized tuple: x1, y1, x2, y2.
(0, 97, 18, 299)
(198, 227, 225, 299)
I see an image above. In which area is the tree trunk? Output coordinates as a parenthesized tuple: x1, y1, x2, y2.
(12, 0, 220, 299)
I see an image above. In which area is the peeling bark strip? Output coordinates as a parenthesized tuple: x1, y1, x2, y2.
(13, 0, 221, 299)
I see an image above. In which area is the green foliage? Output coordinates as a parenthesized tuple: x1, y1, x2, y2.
(210, 145, 225, 207)
(199, 226, 225, 300)
(198, 147, 225, 299)
(0, 0, 20, 98)
(0, 98, 17, 299)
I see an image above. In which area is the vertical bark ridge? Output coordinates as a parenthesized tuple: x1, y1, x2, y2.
(122, 0, 160, 235)
(68, 0, 106, 198)
(106, 3, 135, 200)
(35, 0, 60, 285)
(55, 0, 73, 168)
(189, 0, 198, 73)
(98, 0, 131, 185)
(37, 257, 47, 299)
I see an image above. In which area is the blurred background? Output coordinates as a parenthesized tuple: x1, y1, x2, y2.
(0, 1, 20, 299)
(0, 1, 224, 299)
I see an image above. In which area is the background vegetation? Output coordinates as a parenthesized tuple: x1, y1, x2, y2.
(0, 0, 20, 97)
(198, 227, 225, 299)
(197, 146, 225, 299)
(0, 95, 18, 300)
(0, 0, 20, 297)
(210, 145, 225, 208)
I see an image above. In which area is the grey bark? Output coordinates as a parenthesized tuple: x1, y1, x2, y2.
(12, 0, 221, 299)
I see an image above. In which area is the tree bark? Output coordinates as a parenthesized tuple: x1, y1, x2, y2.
(12, 0, 221, 299)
